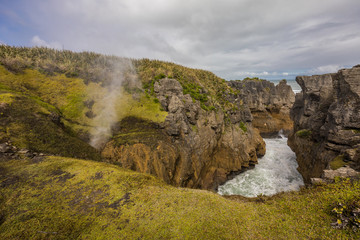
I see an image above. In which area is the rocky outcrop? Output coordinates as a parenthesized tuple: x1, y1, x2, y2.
(102, 78, 265, 190)
(227, 79, 295, 136)
(288, 65, 360, 183)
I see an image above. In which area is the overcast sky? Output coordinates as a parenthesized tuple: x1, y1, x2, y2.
(1, 0, 360, 80)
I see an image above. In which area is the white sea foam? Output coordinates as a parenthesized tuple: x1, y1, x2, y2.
(218, 133, 304, 197)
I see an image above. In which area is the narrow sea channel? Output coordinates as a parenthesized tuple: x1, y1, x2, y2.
(218, 133, 304, 197)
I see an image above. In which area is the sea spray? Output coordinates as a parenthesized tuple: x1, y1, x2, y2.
(89, 58, 138, 149)
(218, 133, 304, 197)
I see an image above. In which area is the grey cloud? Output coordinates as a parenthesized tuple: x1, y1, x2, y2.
(13, 0, 360, 79)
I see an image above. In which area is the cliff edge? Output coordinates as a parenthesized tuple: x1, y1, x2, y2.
(102, 78, 265, 190)
(288, 65, 360, 183)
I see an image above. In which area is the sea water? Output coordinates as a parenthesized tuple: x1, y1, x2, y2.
(270, 79, 301, 93)
(218, 133, 304, 197)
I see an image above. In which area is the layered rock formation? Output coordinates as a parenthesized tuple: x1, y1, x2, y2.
(288, 65, 360, 183)
(102, 78, 265, 190)
(227, 79, 295, 136)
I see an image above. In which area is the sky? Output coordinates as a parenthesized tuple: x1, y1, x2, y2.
(0, 0, 360, 80)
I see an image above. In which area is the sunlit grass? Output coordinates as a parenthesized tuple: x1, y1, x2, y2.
(0, 157, 359, 239)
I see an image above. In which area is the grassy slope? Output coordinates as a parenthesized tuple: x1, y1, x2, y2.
(0, 89, 100, 160)
(0, 45, 237, 113)
(0, 64, 166, 149)
(0, 45, 237, 153)
(0, 64, 166, 125)
(0, 157, 359, 240)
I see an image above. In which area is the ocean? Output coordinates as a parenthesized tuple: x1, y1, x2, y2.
(269, 79, 301, 93)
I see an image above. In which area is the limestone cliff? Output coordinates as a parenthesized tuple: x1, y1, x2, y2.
(102, 78, 265, 190)
(227, 79, 295, 136)
(288, 65, 360, 183)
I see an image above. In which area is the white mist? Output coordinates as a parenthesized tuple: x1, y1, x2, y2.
(89, 58, 136, 149)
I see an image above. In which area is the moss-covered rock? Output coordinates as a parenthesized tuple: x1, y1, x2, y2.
(330, 155, 347, 170)
(295, 129, 312, 138)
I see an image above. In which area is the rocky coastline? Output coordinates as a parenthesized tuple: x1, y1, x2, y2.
(227, 79, 295, 137)
(101, 77, 298, 190)
(102, 78, 266, 190)
(288, 65, 360, 183)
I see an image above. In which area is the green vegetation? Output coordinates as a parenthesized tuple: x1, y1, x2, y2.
(330, 155, 347, 170)
(0, 49, 168, 150)
(331, 178, 360, 230)
(235, 77, 265, 82)
(239, 121, 247, 133)
(351, 129, 360, 134)
(0, 92, 15, 105)
(0, 90, 100, 160)
(0, 45, 244, 130)
(296, 129, 312, 138)
(0, 157, 359, 239)
(134, 58, 233, 112)
(111, 117, 167, 147)
(0, 45, 131, 85)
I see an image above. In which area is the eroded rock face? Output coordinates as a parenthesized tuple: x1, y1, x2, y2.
(102, 78, 265, 190)
(227, 79, 295, 136)
(288, 65, 360, 183)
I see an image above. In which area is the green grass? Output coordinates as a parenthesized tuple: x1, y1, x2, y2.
(296, 129, 312, 138)
(0, 157, 359, 239)
(0, 90, 100, 160)
(0, 63, 167, 148)
(0, 92, 15, 105)
(0, 65, 88, 122)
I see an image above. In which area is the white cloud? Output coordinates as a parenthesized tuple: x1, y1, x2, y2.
(5, 0, 359, 79)
(308, 64, 345, 75)
(31, 35, 62, 49)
